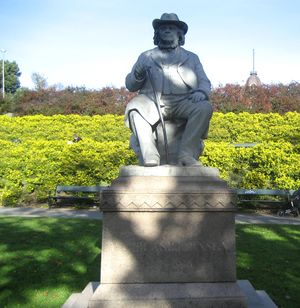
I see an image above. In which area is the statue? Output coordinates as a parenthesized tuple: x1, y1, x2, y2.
(125, 13, 213, 167)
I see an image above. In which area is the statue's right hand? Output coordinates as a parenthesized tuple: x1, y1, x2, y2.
(134, 63, 147, 80)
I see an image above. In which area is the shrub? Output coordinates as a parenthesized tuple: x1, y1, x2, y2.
(0, 113, 299, 206)
(202, 141, 300, 189)
(1, 83, 299, 116)
(1, 87, 136, 116)
(211, 82, 300, 113)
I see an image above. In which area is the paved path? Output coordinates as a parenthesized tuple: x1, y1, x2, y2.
(0, 207, 103, 220)
(235, 212, 300, 225)
(1, 207, 300, 225)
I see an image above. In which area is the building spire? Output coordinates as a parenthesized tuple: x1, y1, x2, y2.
(246, 48, 262, 87)
(252, 48, 255, 73)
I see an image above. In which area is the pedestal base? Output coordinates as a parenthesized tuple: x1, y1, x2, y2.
(89, 282, 246, 308)
(63, 280, 277, 308)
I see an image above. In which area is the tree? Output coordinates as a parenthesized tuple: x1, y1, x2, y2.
(31, 72, 48, 91)
(0, 60, 21, 94)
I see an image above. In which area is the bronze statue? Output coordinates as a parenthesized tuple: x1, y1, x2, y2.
(125, 13, 213, 167)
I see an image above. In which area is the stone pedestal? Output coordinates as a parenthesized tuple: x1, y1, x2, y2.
(90, 165, 247, 307)
(63, 165, 277, 307)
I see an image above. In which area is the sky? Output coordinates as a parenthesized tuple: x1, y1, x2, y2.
(1, 0, 299, 90)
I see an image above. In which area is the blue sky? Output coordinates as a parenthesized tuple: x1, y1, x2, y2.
(1, 0, 299, 89)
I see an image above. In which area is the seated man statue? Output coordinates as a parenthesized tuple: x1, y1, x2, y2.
(125, 13, 213, 167)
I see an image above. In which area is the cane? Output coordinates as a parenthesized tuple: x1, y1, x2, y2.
(145, 67, 169, 164)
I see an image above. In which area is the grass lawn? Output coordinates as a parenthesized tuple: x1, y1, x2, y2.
(236, 224, 300, 307)
(0, 217, 299, 307)
(0, 217, 101, 308)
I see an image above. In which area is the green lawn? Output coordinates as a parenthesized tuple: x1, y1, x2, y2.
(0, 217, 299, 307)
(236, 224, 300, 307)
(0, 217, 101, 308)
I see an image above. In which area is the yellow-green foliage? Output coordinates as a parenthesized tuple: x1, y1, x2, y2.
(202, 141, 299, 189)
(209, 112, 300, 144)
(0, 113, 299, 206)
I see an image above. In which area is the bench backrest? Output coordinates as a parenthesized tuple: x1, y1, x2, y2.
(235, 189, 289, 196)
(56, 185, 106, 193)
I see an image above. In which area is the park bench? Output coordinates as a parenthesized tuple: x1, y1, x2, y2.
(48, 185, 108, 208)
(235, 188, 294, 208)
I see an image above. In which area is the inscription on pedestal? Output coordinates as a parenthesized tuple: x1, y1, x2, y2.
(100, 211, 236, 283)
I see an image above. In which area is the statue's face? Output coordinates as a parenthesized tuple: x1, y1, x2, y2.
(158, 24, 180, 42)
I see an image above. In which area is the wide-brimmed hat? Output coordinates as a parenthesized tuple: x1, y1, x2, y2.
(152, 13, 188, 34)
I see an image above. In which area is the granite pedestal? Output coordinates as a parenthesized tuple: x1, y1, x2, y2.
(63, 166, 277, 307)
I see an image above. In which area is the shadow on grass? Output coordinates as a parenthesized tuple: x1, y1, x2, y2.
(1, 216, 299, 307)
(0, 217, 101, 308)
(236, 224, 300, 308)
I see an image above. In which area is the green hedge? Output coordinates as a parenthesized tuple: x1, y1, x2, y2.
(0, 113, 299, 206)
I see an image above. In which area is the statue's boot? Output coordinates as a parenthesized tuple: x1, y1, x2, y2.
(178, 156, 202, 167)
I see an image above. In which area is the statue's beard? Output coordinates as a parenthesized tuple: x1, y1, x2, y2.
(158, 38, 179, 50)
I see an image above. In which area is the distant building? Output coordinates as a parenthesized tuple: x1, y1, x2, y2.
(245, 49, 262, 87)
(246, 71, 262, 87)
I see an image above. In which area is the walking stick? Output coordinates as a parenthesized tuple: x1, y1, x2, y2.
(145, 67, 169, 164)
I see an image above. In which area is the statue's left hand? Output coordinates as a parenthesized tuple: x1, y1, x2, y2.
(190, 91, 206, 103)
